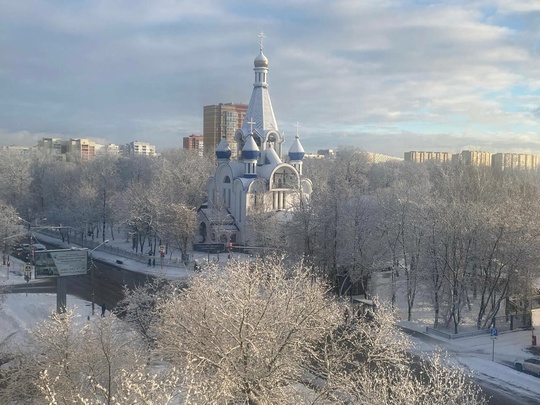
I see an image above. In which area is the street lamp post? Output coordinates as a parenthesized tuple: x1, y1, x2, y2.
(90, 240, 109, 316)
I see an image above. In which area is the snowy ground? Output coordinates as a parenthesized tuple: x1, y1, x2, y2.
(1, 234, 540, 402)
(399, 321, 540, 403)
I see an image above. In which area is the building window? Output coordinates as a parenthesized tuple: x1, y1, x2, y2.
(272, 167, 296, 189)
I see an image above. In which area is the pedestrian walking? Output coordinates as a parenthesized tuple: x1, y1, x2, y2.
(101, 303, 106, 317)
(148, 258, 151, 267)
(152, 258, 155, 267)
(7, 260, 10, 269)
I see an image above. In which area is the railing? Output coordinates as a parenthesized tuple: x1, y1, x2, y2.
(425, 327, 490, 340)
(425, 313, 532, 339)
(36, 229, 183, 268)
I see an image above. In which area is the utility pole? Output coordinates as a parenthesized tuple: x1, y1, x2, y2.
(90, 240, 109, 316)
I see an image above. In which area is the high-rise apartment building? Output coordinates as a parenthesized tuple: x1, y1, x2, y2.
(38, 137, 67, 155)
(203, 103, 247, 157)
(492, 153, 539, 171)
(68, 138, 100, 161)
(404, 151, 452, 164)
(124, 141, 156, 156)
(103, 144, 120, 156)
(183, 134, 204, 156)
(0, 145, 33, 155)
(405, 149, 539, 171)
(455, 150, 492, 166)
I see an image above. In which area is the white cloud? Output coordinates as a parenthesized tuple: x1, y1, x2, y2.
(1, 0, 539, 157)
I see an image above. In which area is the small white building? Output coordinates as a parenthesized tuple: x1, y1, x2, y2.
(197, 36, 312, 246)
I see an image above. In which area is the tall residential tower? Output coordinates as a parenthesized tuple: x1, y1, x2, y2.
(203, 103, 247, 158)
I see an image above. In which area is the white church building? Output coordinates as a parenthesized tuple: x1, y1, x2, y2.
(197, 36, 313, 246)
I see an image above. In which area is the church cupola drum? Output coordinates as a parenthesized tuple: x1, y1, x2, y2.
(215, 136, 232, 162)
(197, 34, 312, 246)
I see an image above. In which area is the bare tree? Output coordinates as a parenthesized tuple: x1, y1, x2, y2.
(337, 195, 381, 298)
(83, 154, 122, 241)
(157, 203, 197, 261)
(117, 182, 158, 253)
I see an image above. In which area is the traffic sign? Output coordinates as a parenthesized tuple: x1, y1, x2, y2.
(490, 328, 498, 338)
(24, 264, 32, 274)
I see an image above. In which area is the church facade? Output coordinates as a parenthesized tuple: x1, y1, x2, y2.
(197, 36, 312, 246)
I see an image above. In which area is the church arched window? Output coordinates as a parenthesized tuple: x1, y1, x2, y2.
(271, 167, 297, 189)
(223, 176, 231, 208)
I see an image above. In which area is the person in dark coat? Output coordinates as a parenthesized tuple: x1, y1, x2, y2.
(152, 258, 155, 267)
(148, 258, 151, 267)
(101, 303, 106, 317)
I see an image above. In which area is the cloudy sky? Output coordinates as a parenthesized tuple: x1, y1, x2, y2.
(2, 0, 540, 157)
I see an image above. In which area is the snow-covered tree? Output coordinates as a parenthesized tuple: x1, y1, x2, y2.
(117, 277, 179, 346)
(153, 255, 487, 404)
(310, 302, 487, 404)
(154, 256, 339, 403)
(157, 203, 197, 261)
(157, 148, 214, 208)
(0, 153, 32, 213)
(0, 200, 19, 242)
(0, 309, 180, 404)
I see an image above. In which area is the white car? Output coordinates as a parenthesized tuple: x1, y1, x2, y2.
(515, 358, 540, 376)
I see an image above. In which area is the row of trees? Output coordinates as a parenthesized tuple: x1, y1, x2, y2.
(0, 257, 487, 404)
(255, 150, 540, 333)
(0, 147, 538, 331)
(0, 150, 214, 257)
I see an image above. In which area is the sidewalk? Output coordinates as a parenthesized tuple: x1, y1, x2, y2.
(31, 231, 197, 281)
(399, 320, 540, 402)
(1, 229, 248, 287)
(20, 230, 241, 282)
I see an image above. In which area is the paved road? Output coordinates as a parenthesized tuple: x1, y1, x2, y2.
(9, 242, 534, 404)
(6, 258, 157, 313)
(7, 239, 161, 310)
(402, 328, 539, 405)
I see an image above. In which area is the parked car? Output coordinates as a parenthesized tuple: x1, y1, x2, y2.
(515, 358, 540, 376)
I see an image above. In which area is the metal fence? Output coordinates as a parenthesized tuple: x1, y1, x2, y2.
(425, 313, 531, 340)
(426, 327, 490, 340)
(36, 229, 183, 268)
(493, 313, 531, 332)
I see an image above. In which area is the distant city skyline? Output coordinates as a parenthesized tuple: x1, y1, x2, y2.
(2, 1, 540, 158)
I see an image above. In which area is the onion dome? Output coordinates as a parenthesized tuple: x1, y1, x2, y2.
(254, 50, 269, 68)
(215, 137, 231, 160)
(242, 134, 260, 161)
(288, 135, 305, 161)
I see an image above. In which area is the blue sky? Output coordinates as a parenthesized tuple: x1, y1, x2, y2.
(1, 0, 540, 157)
